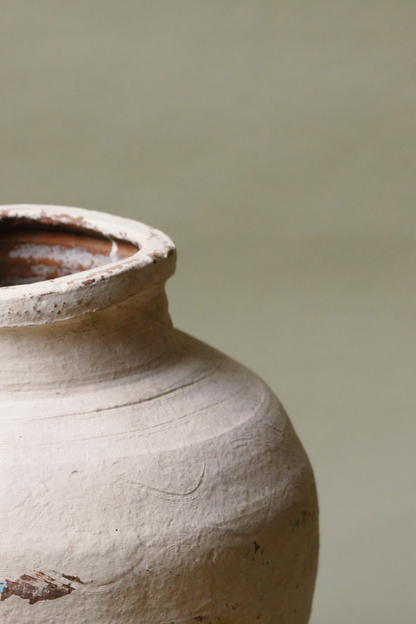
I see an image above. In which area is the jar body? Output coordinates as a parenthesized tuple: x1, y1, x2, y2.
(1, 329, 318, 624)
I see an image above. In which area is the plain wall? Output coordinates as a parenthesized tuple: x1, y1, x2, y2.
(1, 2, 415, 622)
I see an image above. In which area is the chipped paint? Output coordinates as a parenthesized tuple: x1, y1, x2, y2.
(0, 571, 81, 605)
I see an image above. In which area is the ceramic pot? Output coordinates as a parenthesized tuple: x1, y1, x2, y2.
(0, 205, 318, 624)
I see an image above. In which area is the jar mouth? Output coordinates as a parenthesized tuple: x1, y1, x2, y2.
(0, 216, 139, 287)
(0, 205, 176, 327)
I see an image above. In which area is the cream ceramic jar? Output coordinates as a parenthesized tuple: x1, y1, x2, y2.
(0, 205, 318, 624)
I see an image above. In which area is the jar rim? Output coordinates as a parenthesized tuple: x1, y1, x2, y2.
(0, 204, 176, 328)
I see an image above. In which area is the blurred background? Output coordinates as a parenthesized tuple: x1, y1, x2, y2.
(1, 2, 415, 622)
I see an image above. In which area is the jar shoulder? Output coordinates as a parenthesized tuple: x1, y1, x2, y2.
(1, 328, 310, 469)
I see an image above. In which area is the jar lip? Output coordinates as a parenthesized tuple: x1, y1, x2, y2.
(0, 204, 176, 328)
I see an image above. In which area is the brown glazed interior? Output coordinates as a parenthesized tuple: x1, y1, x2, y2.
(0, 217, 139, 287)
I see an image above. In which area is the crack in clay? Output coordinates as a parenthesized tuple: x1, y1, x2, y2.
(35, 359, 222, 421)
(131, 465, 205, 499)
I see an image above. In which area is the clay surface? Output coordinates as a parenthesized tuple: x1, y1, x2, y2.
(0, 205, 318, 623)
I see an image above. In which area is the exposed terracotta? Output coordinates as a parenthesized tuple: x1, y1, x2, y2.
(0, 205, 318, 623)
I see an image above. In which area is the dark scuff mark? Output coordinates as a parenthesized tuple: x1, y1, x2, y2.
(289, 508, 317, 528)
(149, 252, 161, 263)
(0, 571, 81, 605)
(254, 541, 260, 554)
(61, 574, 84, 584)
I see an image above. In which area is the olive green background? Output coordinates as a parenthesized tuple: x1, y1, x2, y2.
(1, 2, 415, 622)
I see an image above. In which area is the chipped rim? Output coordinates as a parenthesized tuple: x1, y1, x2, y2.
(0, 204, 176, 328)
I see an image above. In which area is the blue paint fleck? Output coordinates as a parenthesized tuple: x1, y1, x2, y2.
(0, 582, 6, 593)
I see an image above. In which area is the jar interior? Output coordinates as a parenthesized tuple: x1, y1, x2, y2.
(0, 217, 139, 287)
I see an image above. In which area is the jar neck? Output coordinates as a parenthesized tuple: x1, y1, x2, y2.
(0, 285, 174, 395)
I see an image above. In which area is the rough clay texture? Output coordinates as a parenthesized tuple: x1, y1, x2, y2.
(0, 206, 319, 623)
